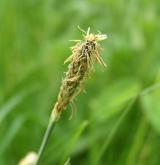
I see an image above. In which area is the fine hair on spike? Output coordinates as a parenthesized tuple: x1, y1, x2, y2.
(87, 27, 90, 35)
(77, 25, 87, 34)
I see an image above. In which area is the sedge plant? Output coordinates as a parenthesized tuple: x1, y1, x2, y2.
(35, 27, 107, 165)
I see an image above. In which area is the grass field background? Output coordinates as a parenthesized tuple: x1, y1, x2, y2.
(0, 0, 160, 164)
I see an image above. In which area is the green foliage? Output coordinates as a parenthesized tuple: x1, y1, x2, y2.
(141, 87, 160, 133)
(0, 0, 160, 164)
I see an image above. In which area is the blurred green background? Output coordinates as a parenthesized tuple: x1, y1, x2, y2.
(0, 0, 160, 164)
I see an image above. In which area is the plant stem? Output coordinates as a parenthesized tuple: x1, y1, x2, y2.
(35, 117, 56, 165)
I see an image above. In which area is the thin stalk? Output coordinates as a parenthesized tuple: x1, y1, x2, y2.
(35, 118, 56, 165)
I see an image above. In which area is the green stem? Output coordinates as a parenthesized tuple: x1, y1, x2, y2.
(35, 118, 56, 165)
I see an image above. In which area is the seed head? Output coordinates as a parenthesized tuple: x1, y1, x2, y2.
(51, 27, 107, 121)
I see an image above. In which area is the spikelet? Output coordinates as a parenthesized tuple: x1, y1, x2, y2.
(51, 27, 107, 121)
